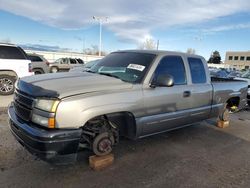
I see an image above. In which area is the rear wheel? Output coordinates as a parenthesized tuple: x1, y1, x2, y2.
(0, 75, 15, 95)
(33, 69, 44, 75)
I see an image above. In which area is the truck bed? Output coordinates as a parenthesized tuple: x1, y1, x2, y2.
(211, 77, 248, 112)
(211, 77, 245, 82)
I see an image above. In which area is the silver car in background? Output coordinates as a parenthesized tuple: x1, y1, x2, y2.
(28, 53, 50, 74)
(49, 57, 84, 73)
(69, 59, 100, 72)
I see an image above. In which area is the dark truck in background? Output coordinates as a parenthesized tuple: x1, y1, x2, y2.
(8, 50, 248, 164)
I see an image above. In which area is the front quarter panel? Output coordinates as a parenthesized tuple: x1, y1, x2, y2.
(55, 85, 143, 129)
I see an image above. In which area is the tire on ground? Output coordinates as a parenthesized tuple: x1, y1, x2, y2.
(33, 69, 44, 75)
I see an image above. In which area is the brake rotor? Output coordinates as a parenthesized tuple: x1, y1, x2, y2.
(93, 132, 114, 156)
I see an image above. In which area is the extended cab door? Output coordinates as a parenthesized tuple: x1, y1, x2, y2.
(141, 55, 212, 136)
(185, 57, 212, 122)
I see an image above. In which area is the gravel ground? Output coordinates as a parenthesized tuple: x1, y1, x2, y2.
(1, 107, 250, 188)
(0, 95, 13, 107)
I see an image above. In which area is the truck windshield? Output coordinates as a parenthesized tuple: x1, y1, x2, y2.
(90, 52, 156, 83)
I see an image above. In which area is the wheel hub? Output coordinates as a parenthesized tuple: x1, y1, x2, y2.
(92, 132, 114, 156)
(98, 138, 112, 152)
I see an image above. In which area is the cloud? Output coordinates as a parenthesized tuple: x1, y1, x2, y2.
(0, 0, 250, 43)
(202, 23, 250, 34)
(20, 43, 71, 52)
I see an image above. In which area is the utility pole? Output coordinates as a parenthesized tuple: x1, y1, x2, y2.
(93, 16, 108, 56)
(156, 40, 159, 50)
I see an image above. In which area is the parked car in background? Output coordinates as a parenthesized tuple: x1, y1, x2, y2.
(210, 69, 228, 78)
(49, 58, 84, 73)
(226, 71, 242, 79)
(69, 59, 100, 72)
(234, 70, 250, 106)
(27, 53, 50, 74)
(8, 50, 248, 163)
(0, 43, 33, 95)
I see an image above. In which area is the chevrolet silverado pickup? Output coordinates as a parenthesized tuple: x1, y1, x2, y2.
(8, 50, 248, 163)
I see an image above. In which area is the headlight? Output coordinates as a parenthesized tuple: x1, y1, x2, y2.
(35, 99, 60, 112)
(32, 114, 56, 129)
(32, 99, 59, 128)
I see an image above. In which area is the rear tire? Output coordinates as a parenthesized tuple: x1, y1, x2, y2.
(33, 69, 44, 75)
(0, 75, 16, 95)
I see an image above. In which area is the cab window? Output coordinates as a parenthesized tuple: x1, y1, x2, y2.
(188, 57, 206, 84)
(154, 56, 186, 85)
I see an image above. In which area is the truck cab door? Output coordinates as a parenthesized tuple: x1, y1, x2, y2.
(141, 55, 192, 136)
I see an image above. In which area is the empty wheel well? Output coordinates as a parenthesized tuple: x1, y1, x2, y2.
(0, 70, 17, 79)
(226, 97, 240, 109)
(105, 112, 137, 139)
(84, 112, 137, 140)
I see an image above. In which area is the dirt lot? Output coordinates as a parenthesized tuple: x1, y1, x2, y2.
(1, 107, 250, 188)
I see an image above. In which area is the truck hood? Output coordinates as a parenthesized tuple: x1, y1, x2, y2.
(17, 72, 133, 98)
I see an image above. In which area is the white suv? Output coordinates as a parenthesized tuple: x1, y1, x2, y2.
(0, 43, 33, 95)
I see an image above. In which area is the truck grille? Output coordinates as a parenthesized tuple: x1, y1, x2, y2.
(14, 91, 34, 121)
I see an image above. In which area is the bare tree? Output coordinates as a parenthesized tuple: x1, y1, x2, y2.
(138, 38, 156, 50)
(84, 45, 106, 56)
(186, 48, 196, 54)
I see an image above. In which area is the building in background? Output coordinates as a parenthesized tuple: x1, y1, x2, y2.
(225, 51, 250, 70)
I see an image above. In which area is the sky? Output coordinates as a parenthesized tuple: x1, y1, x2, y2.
(0, 0, 250, 60)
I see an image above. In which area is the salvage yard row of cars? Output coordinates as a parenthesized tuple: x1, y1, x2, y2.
(2, 44, 249, 164)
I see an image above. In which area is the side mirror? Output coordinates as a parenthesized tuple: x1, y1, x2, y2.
(150, 74, 174, 88)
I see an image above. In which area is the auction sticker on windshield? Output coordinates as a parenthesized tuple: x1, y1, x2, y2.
(127, 64, 145, 71)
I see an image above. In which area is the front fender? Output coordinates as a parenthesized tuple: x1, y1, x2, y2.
(79, 103, 136, 127)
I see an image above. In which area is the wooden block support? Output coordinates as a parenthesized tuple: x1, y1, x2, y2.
(217, 120, 229, 128)
(89, 154, 114, 171)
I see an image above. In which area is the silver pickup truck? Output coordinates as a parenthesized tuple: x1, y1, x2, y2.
(8, 50, 248, 163)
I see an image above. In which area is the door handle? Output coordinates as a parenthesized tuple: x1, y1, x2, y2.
(183, 91, 191, 97)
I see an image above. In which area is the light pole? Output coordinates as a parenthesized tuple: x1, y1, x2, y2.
(93, 16, 108, 56)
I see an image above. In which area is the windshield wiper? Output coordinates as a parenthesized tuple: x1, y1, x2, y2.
(86, 70, 96, 73)
(98, 72, 121, 79)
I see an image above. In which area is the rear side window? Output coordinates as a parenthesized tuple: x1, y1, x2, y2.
(77, 58, 84, 64)
(70, 59, 77, 64)
(28, 55, 43, 62)
(154, 56, 186, 85)
(188, 57, 206, 84)
(0, 46, 27, 59)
